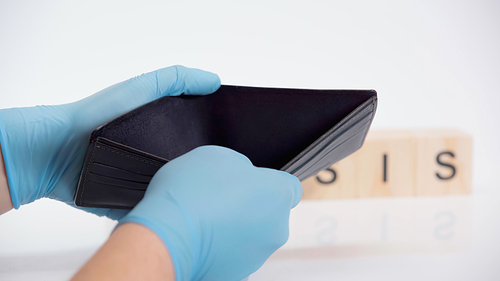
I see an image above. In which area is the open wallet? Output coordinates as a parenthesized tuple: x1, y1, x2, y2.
(74, 85, 377, 209)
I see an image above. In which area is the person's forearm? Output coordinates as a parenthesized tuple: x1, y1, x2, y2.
(0, 143, 13, 215)
(71, 222, 175, 281)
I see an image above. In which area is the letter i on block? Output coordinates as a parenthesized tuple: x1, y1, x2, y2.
(301, 130, 417, 199)
(355, 130, 416, 197)
(415, 130, 472, 195)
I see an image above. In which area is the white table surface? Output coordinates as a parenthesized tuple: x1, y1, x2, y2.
(1, 187, 499, 280)
(250, 190, 500, 281)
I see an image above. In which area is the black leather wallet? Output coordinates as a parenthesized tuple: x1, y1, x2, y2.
(74, 85, 377, 209)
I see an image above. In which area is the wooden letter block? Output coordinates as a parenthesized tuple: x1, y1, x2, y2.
(301, 156, 358, 199)
(414, 130, 472, 196)
(355, 131, 416, 197)
(301, 129, 472, 199)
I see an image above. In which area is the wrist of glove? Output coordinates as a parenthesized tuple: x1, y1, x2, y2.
(118, 145, 302, 281)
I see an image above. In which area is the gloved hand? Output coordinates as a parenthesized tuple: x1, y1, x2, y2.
(119, 145, 302, 281)
(0, 65, 221, 219)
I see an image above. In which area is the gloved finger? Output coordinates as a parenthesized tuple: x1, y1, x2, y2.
(192, 145, 254, 166)
(282, 171, 302, 208)
(122, 65, 221, 99)
(152, 65, 221, 97)
(90, 65, 220, 102)
(69, 65, 220, 131)
(255, 168, 303, 209)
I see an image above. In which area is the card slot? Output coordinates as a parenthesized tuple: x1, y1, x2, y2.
(91, 141, 165, 176)
(86, 173, 148, 191)
(79, 181, 145, 209)
(89, 171, 150, 184)
(94, 162, 156, 177)
(86, 179, 147, 191)
(91, 162, 154, 182)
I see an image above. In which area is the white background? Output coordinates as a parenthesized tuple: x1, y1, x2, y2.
(0, 0, 499, 280)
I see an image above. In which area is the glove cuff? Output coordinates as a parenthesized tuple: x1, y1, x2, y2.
(0, 112, 21, 209)
(0, 106, 75, 207)
(118, 213, 196, 281)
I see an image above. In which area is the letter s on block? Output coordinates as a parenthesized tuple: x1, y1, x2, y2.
(316, 168, 337, 184)
(436, 151, 456, 180)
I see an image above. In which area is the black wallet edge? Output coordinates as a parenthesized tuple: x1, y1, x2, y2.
(74, 90, 378, 209)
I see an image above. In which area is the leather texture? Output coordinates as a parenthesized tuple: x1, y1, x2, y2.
(74, 85, 377, 209)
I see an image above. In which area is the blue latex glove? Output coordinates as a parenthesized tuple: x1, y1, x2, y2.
(0, 65, 221, 219)
(119, 145, 303, 281)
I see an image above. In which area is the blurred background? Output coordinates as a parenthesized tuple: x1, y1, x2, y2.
(0, 0, 499, 280)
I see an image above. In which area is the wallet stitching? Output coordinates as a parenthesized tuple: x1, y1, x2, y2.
(78, 143, 159, 209)
(94, 145, 162, 167)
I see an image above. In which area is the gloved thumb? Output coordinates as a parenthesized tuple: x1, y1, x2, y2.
(66, 65, 221, 131)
